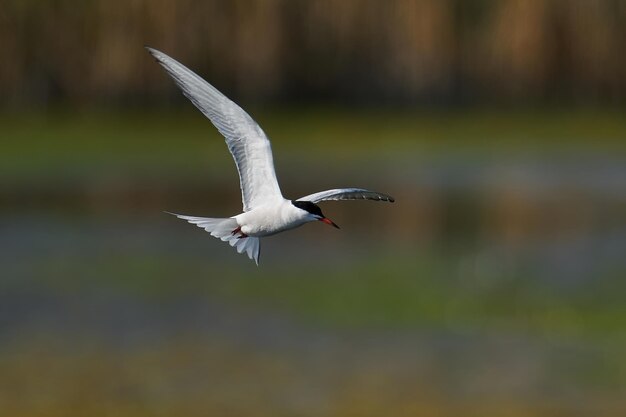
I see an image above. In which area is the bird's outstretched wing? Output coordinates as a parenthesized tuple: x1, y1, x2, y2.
(297, 188, 395, 203)
(146, 47, 283, 212)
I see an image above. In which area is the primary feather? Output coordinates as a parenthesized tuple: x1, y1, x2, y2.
(297, 188, 395, 204)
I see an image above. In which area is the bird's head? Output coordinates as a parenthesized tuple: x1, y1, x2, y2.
(291, 200, 339, 229)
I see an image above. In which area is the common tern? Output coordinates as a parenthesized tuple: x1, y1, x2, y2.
(147, 47, 394, 264)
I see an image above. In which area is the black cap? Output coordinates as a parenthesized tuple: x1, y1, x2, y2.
(291, 200, 324, 217)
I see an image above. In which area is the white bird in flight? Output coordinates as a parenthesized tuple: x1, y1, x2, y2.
(147, 47, 394, 264)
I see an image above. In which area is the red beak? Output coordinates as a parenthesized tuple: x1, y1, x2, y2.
(320, 217, 340, 229)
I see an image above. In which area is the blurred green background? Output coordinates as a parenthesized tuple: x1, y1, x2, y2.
(1, 1, 625, 416)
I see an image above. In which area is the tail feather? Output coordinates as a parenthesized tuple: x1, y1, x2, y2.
(167, 212, 261, 265)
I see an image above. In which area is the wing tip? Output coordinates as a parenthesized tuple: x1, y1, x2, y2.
(374, 191, 394, 203)
(145, 46, 167, 64)
(369, 191, 395, 203)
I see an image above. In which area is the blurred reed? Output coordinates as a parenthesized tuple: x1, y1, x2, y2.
(0, 0, 625, 107)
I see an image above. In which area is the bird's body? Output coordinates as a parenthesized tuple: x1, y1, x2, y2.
(147, 47, 393, 264)
(235, 199, 313, 237)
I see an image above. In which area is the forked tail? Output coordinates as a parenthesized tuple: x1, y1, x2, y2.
(166, 212, 261, 265)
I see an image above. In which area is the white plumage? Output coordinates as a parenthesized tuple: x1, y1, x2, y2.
(148, 47, 394, 264)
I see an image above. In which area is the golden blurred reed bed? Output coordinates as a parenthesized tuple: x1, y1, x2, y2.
(1, 1, 625, 106)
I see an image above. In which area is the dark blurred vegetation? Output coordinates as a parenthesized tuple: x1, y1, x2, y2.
(1, 1, 626, 416)
(1, 0, 626, 107)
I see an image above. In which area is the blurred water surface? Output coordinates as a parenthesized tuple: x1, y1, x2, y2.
(1, 109, 626, 416)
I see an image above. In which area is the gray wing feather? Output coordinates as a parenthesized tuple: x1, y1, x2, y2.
(297, 188, 395, 203)
(146, 47, 283, 212)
